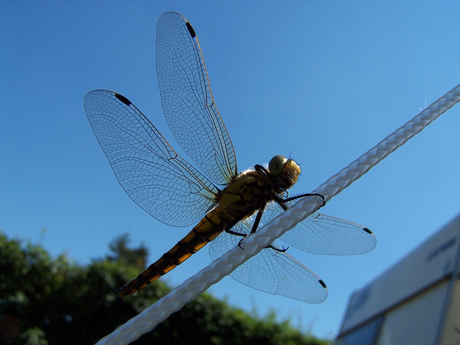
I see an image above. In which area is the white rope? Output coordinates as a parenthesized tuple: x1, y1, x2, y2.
(96, 83, 460, 345)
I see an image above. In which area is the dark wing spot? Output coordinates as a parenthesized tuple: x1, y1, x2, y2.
(319, 280, 327, 288)
(363, 227, 373, 234)
(115, 93, 131, 106)
(186, 22, 196, 38)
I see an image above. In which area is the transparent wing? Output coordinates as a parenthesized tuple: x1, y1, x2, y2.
(209, 222, 328, 303)
(84, 90, 218, 227)
(156, 12, 237, 185)
(261, 198, 377, 255)
(281, 212, 376, 255)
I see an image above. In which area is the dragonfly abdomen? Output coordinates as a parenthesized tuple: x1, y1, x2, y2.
(118, 208, 227, 297)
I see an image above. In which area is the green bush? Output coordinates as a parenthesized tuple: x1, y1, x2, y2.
(0, 231, 330, 345)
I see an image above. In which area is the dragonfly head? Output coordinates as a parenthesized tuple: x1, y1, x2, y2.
(268, 155, 301, 190)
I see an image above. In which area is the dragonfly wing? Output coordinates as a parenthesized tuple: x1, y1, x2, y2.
(209, 223, 328, 303)
(84, 90, 218, 227)
(281, 212, 376, 255)
(156, 12, 237, 185)
(258, 198, 377, 255)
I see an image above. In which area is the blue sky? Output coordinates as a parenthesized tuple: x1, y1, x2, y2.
(2, 1, 460, 340)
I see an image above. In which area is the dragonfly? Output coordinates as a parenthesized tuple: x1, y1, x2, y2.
(84, 11, 376, 303)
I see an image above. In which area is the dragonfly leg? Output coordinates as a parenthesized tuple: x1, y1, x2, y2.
(224, 227, 246, 237)
(266, 244, 289, 252)
(223, 205, 254, 237)
(232, 206, 287, 251)
(224, 211, 250, 249)
(254, 206, 289, 252)
(280, 193, 326, 208)
(238, 206, 266, 248)
(250, 205, 265, 234)
(274, 195, 289, 211)
(223, 205, 267, 249)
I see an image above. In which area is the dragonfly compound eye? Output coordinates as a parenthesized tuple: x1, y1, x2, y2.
(269, 155, 288, 175)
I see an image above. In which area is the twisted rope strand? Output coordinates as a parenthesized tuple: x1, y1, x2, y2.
(96, 83, 460, 345)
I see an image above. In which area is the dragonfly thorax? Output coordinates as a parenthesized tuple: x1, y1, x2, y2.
(217, 156, 301, 215)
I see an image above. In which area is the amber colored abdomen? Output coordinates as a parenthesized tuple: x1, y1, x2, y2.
(117, 208, 226, 297)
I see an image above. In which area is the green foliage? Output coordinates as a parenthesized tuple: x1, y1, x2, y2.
(0, 231, 330, 345)
(106, 233, 148, 270)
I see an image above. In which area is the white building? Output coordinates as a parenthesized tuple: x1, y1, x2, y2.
(336, 213, 460, 345)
